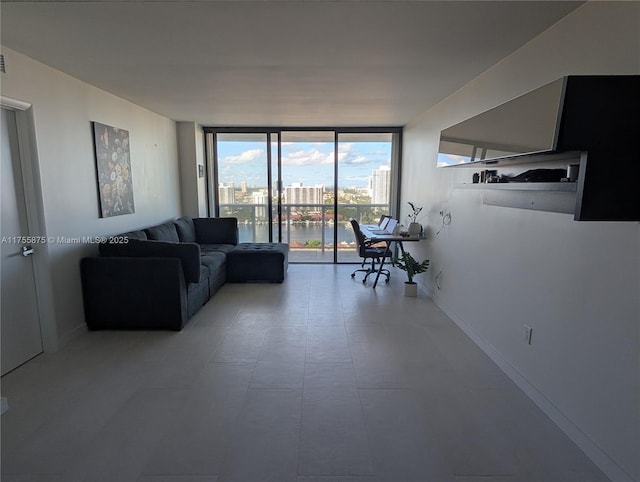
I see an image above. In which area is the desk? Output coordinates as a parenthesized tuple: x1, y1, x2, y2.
(359, 226, 421, 288)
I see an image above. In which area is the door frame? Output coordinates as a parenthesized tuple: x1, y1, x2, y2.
(1, 96, 58, 353)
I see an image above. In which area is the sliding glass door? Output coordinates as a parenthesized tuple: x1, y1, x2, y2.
(205, 128, 401, 263)
(214, 133, 271, 243)
(279, 131, 335, 262)
(336, 132, 395, 262)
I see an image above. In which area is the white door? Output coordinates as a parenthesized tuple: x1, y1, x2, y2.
(1, 107, 43, 375)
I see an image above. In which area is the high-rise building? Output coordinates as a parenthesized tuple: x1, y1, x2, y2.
(252, 190, 269, 219)
(370, 165, 390, 205)
(285, 182, 324, 207)
(218, 183, 235, 205)
(241, 181, 247, 193)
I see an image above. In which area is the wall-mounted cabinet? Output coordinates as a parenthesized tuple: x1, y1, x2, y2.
(438, 75, 639, 221)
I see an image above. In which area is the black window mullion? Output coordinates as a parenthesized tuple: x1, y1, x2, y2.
(211, 132, 219, 217)
(266, 133, 273, 242)
(333, 131, 339, 264)
(277, 132, 283, 243)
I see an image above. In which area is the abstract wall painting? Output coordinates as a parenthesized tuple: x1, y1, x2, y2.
(92, 122, 135, 217)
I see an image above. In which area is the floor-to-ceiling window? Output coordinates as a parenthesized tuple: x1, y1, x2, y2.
(335, 132, 397, 263)
(205, 128, 401, 263)
(213, 132, 271, 243)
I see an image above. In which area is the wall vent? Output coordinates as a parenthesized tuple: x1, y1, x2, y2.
(0, 54, 5, 74)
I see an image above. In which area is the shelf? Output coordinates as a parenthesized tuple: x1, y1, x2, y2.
(441, 150, 583, 168)
(455, 182, 578, 192)
(455, 182, 577, 214)
(437, 75, 640, 220)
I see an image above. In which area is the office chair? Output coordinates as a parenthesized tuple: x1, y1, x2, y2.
(349, 219, 391, 284)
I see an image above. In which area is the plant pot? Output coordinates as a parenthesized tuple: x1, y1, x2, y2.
(404, 282, 418, 297)
(407, 222, 422, 236)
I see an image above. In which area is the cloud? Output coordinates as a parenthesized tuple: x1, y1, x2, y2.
(221, 149, 264, 164)
(437, 154, 471, 166)
(282, 148, 334, 166)
(279, 142, 375, 167)
(351, 155, 370, 164)
(339, 143, 354, 152)
(344, 175, 370, 182)
(338, 143, 391, 166)
(341, 152, 377, 165)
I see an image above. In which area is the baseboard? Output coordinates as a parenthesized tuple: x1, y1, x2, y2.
(426, 287, 635, 482)
(56, 322, 88, 350)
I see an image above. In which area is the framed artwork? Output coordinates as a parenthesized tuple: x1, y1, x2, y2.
(92, 122, 135, 217)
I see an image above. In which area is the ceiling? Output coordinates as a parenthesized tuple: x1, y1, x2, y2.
(1, 1, 582, 127)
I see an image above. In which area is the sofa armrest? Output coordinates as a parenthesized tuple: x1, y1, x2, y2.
(100, 239, 201, 283)
(81, 257, 188, 330)
(193, 217, 238, 245)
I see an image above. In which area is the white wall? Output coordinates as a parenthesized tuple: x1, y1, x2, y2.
(403, 3, 639, 482)
(1, 48, 182, 344)
(177, 121, 208, 218)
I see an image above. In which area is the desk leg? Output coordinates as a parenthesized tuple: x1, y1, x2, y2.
(373, 241, 391, 289)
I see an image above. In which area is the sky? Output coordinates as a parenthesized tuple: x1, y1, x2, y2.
(217, 140, 392, 189)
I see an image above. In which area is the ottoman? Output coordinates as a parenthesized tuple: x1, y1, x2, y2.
(226, 243, 289, 282)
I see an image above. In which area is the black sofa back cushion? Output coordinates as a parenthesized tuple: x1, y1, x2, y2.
(124, 229, 149, 240)
(145, 222, 180, 242)
(194, 217, 238, 245)
(174, 216, 197, 243)
(100, 239, 201, 283)
(98, 229, 148, 257)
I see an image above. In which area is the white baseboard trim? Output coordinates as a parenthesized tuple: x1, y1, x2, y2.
(427, 287, 635, 482)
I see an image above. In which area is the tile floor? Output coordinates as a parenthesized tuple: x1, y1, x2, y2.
(1, 265, 608, 482)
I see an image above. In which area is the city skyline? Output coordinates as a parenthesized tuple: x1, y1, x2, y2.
(217, 140, 392, 189)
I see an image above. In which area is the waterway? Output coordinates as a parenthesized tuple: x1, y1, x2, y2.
(239, 222, 357, 245)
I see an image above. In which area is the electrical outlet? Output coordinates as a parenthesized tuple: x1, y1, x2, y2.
(524, 325, 533, 345)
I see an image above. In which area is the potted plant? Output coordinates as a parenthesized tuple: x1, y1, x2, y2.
(407, 202, 423, 236)
(394, 251, 430, 297)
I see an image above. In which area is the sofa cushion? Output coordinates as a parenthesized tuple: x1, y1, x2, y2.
(200, 252, 226, 297)
(104, 239, 201, 283)
(174, 216, 197, 243)
(123, 229, 148, 241)
(200, 244, 236, 255)
(193, 217, 238, 245)
(200, 251, 226, 274)
(226, 243, 288, 282)
(187, 264, 210, 294)
(98, 229, 148, 256)
(145, 222, 180, 242)
(186, 264, 211, 319)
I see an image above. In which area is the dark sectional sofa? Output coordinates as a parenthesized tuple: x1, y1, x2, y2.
(80, 216, 288, 331)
